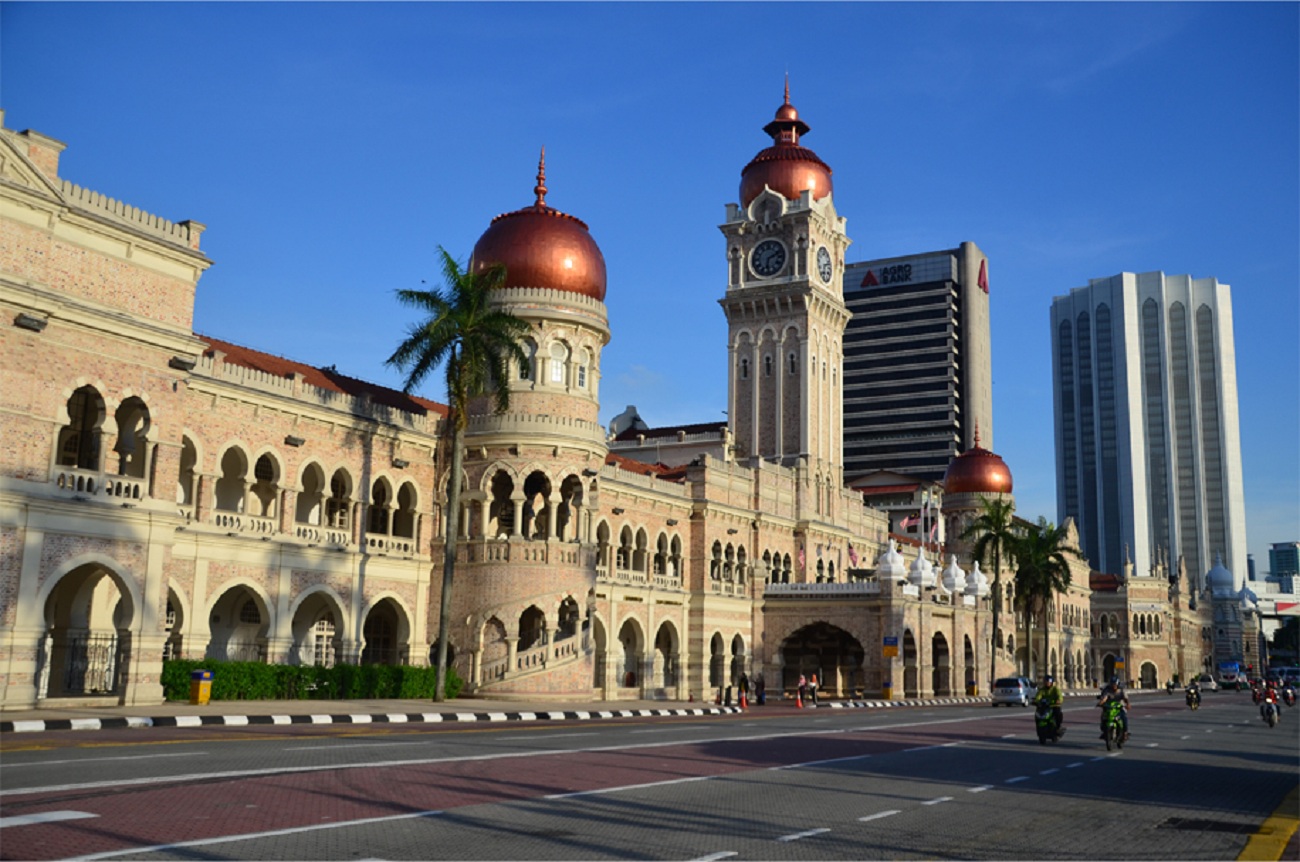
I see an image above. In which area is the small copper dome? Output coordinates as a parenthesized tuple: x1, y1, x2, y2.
(943, 430, 1014, 495)
(471, 149, 607, 302)
(740, 80, 833, 207)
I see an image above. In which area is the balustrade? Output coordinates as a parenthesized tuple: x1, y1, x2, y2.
(54, 468, 146, 502)
(364, 533, 416, 556)
(214, 511, 277, 536)
(294, 524, 351, 547)
(763, 581, 882, 597)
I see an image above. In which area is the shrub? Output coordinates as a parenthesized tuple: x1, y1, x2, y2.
(161, 659, 462, 702)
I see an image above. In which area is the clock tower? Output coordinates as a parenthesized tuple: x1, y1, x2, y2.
(720, 83, 851, 485)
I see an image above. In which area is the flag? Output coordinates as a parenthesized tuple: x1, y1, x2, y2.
(848, 545, 859, 566)
(978, 258, 989, 293)
(900, 515, 918, 530)
(929, 521, 939, 542)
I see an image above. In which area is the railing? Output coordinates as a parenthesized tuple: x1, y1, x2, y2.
(54, 634, 124, 695)
(365, 534, 416, 556)
(764, 581, 882, 597)
(205, 641, 269, 663)
(54, 468, 146, 503)
(294, 524, 351, 547)
(213, 511, 277, 536)
(709, 580, 749, 597)
(460, 539, 583, 567)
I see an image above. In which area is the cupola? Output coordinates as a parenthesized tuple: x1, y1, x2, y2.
(739, 79, 833, 207)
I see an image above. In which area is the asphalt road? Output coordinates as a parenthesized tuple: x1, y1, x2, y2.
(0, 691, 1295, 860)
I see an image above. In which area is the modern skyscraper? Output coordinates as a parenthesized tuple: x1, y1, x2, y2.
(840, 242, 993, 482)
(1050, 272, 1248, 588)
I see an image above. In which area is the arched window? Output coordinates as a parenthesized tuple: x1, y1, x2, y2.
(739, 356, 749, 380)
(327, 470, 351, 529)
(367, 479, 392, 535)
(113, 397, 151, 478)
(575, 348, 589, 389)
(520, 339, 536, 380)
(251, 453, 280, 517)
(788, 352, 797, 375)
(763, 355, 773, 377)
(57, 385, 105, 470)
(550, 342, 569, 384)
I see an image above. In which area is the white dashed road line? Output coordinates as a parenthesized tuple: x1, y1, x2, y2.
(968, 785, 993, 793)
(859, 810, 901, 822)
(0, 810, 98, 829)
(778, 828, 830, 842)
(691, 853, 737, 861)
(1066, 762, 1083, 768)
(1040, 768, 1059, 775)
(921, 796, 952, 805)
(1006, 776, 1029, 784)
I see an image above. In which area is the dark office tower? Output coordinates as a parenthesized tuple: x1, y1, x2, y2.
(841, 242, 993, 482)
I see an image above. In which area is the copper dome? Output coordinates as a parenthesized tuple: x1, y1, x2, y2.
(943, 431, 1014, 495)
(739, 80, 833, 207)
(471, 149, 607, 302)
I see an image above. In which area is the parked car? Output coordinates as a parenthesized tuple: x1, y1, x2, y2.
(1195, 673, 1219, 692)
(992, 677, 1036, 706)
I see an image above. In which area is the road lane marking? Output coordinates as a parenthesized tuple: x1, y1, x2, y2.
(285, 742, 424, 752)
(0, 810, 98, 828)
(0, 752, 199, 769)
(0, 712, 1018, 799)
(1180, 735, 1190, 740)
(1066, 762, 1083, 768)
(921, 796, 952, 805)
(69, 810, 446, 860)
(967, 785, 992, 793)
(692, 853, 737, 861)
(859, 810, 901, 821)
(1006, 776, 1029, 783)
(1107, 752, 1122, 757)
(629, 728, 676, 734)
(771, 754, 872, 770)
(496, 732, 598, 741)
(1090, 756, 1106, 761)
(545, 774, 712, 800)
(1146, 743, 1159, 748)
(1001, 734, 1016, 738)
(1039, 768, 1059, 775)
(778, 828, 830, 842)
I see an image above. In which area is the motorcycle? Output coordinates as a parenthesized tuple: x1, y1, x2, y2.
(1034, 701, 1064, 744)
(1261, 697, 1280, 728)
(1185, 688, 1201, 710)
(1252, 686, 1263, 705)
(1283, 687, 1296, 708)
(1100, 700, 1127, 750)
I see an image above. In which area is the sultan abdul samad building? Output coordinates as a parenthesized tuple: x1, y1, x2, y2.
(0, 93, 1214, 710)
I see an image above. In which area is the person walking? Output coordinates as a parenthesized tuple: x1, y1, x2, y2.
(809, 673, 819, 705)
(797, 673, 807, 705)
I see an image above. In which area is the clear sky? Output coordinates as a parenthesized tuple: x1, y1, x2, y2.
(3, 2, 1296, 576)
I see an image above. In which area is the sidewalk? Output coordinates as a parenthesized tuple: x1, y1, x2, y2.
(0, 692, 997, 734)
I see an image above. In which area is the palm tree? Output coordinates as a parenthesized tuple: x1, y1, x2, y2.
(961, 496, 1016, 691)
(387, 247, 529, 701)
(1011, 517, 1078, 682)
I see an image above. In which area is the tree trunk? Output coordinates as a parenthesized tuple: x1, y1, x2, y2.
(990, 546, 1001, 690)
(433, 422, 465, 702)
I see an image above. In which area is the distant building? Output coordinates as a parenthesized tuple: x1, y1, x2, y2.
(1050, 272, 1248, 589)
(840, 242, 993, 483)
(1268, 541, 1299, 593)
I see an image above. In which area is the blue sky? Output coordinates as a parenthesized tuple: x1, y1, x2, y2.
(3, 2, 1296, 575)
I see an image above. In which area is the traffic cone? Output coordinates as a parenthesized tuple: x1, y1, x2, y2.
(740, 692, 747, 709)
(796, 690, 803, 708)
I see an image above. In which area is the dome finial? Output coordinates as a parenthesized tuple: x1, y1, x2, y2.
(974, 421, 981, 449)
(534, 146, 548, 208)
(784, 73, 790, 106)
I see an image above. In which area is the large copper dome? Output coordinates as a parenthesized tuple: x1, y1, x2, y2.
(471, 150, 607, 302)
(739, 81, 833, 207)
(943, 430, 1014, 495)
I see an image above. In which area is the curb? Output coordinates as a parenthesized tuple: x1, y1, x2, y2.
(0, 705, 745, 734)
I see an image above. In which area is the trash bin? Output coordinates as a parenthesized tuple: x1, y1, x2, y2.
(967, 683, 979, 696)
(882, 679, 893, 700)
(189, 669, 212, 705)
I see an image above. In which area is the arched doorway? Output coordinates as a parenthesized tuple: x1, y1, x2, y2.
(931, 632, 951, 696)
(40, 563, 135, 698)
(709, 632, 725, 691)
(1140, 661, 1158, 689)
(206, 585, 270, 663)
(653, 622, 678, 690)
(780, 623, 865, 698)
(360, 598, 410, 666)
(618, 619, 644, 689)
(902, 630, 918, 698)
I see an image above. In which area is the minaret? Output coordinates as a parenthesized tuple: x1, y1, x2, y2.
(719, 82, 851, 479)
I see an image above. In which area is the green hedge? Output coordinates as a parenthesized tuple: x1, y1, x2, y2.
(162, 658, 462, 702)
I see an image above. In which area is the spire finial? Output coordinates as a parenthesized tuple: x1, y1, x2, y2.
(784, 74, 790, 106)
(974, 421, 981, 449)
(533, 146, 548, 207)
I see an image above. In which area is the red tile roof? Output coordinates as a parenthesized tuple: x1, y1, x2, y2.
(604, 452, 685, 482)
(1090, 572, 1121, 592)
(199, 335, 449, 418)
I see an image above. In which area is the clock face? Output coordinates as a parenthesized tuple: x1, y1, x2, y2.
(751, 239, 786, 277)
(817, 246, 833, 283)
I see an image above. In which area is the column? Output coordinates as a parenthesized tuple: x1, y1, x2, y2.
(512, 496, 525, 538)
(546, 496, 558, 540)
(749, 340, 760, 459)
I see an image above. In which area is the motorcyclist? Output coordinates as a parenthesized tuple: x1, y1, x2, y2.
(1261, 681, 1280, 720)
(1185, 677, 1201, 707)
(1097, 677, 1130, 740)
(1034, 674, 1065, 736)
